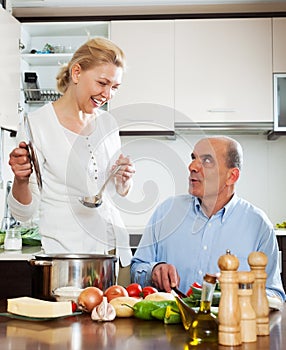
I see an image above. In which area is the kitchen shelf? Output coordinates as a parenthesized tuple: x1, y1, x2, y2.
(21, 53, 73, 66)
(23, 88, 61, 104)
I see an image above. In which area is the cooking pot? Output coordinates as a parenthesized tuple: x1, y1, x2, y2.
(30, 254, 117, 300)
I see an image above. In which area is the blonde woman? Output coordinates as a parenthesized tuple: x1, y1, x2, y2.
(8, 37, 135, 285)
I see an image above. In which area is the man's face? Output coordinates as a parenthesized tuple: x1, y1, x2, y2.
(188, 138, 231, 201)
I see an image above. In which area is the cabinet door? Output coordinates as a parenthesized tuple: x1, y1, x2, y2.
(273, 18, 286, 73)
(0, 7, 21, 129)
(175, 18, 272, 123)
(110, 20, 174, 132)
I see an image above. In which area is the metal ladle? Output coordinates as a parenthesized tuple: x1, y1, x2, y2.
(79, 165, 121, 208)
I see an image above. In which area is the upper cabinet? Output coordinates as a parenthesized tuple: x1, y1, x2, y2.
(273, 18, 286, 73)
(110, 20, 175, 133)
(0, 7, 21, 129)
(174, 18, 273, 123)
(20, 22, 108, 108)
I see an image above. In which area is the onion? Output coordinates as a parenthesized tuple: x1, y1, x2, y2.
(78, 286, 103, 313)
(104, 285, 129, 302)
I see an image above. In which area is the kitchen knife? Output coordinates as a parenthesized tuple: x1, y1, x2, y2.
(24, 115, 42, 191)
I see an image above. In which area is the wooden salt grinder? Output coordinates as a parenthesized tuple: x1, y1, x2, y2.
(218, 249, 241, 346)
(248, 251, 269, 336)
(237, 271, 257, 343)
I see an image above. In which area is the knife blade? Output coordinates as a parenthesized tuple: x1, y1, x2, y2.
(24, 115, 42, 191)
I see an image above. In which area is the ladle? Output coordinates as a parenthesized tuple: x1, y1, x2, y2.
(79, 165, 121, 208)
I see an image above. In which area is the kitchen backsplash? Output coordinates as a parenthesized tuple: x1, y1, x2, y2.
(1, 132, 286, 235)
(118, 133, 286, 236)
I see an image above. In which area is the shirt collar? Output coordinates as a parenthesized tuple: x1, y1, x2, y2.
(193, 193, 238, 223)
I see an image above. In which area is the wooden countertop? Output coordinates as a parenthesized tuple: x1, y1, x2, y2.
(0, 299, 285, 350)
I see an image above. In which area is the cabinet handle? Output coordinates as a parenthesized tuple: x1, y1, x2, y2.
(207, 108, 236, 113)
(124, 119, 155, 122)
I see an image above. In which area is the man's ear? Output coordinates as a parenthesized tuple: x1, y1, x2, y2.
(226, 167, 240, 185)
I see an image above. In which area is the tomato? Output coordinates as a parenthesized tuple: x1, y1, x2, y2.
(142, 286, 158, 298)
(104, 285, 129, 302)
(192, 282, 202, 289)
(187, 282, 202, 297)
(71, 301, 77, 313)
(126, 283, 142, 298)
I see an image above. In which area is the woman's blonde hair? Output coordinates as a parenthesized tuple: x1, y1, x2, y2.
(56, 37, 126, 94)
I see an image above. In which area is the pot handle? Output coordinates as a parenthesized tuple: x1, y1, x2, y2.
(29, 259, 53, 267)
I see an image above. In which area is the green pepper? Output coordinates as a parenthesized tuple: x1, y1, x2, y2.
(130, 300, 174, 320)
(164, 305, 182, 324)
(151, 306, 167, 320)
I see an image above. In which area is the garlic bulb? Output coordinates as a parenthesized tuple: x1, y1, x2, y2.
(91, 296, 116, 321)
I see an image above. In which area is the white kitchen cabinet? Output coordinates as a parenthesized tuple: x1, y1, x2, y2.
(174, 18, 273, 123)
(0, 7, 21, 129)
(20, 22, 108, 111)
(110, 20, 175, 133)
(273, 18, 286, 73)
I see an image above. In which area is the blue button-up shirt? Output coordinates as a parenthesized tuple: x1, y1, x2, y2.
(131, 194, 285, 301)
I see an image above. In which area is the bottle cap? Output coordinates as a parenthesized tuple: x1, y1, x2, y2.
(204, 273, 217, 284)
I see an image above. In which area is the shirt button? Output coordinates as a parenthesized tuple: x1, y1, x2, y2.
(203, 245, 207, 250)
(198, 270, 203, 275)
(208, 223, 211, 227)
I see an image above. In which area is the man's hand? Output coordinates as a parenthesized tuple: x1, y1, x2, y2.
(151, 263, 180, 292)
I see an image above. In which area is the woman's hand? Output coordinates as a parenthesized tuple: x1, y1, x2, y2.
(113, 154, 135, 196)
(8, 141, 32, 184)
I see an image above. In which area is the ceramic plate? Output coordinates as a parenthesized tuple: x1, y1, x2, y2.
(0, 311, 82, 322)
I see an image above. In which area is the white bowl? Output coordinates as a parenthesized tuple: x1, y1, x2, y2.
(53, 286, 83, 302)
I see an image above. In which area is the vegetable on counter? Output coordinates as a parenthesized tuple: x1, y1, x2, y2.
(91, 296, 116, 322)
(275, 221, 286, 229)
(104, 285, 129, 302)
(110, 296, 140, 317)
(125, 283, 158, 299)
(128, 300, 174, 320)
(144, 292, 175, 301)
(126, 283, 143, 298)
(164, 305, 182, 324)
(78, 286, 103, 313)
(141, 286, 158, 298)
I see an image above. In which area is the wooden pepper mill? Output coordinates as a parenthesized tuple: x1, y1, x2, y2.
(218, 249, 241, 346)
(237, 271, 257, 343)
(248, 251, 269, 336)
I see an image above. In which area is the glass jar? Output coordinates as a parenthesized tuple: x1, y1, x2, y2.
(4, 228, 22, 251)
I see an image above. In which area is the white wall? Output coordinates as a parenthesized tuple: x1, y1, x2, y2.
(1, 132, 286, 234)
(116, 133, 286, 235)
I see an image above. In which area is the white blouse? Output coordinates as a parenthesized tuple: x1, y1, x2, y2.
(8, 103, 132, 266)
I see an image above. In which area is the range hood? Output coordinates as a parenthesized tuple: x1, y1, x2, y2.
(119, 120, 276, 139)
(175, 121, 273, 136)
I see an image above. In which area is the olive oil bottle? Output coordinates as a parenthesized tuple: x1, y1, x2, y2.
(189, 273, 218, 346)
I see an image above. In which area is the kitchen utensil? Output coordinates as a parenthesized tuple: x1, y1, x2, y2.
(79, 165, 121, 208)
(24, 115, 42, 191)
(171, 286, 188, 299)
(29, 254, 117, 301)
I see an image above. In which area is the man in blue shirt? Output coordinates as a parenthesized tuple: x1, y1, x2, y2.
(131, 136, 285, 302)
